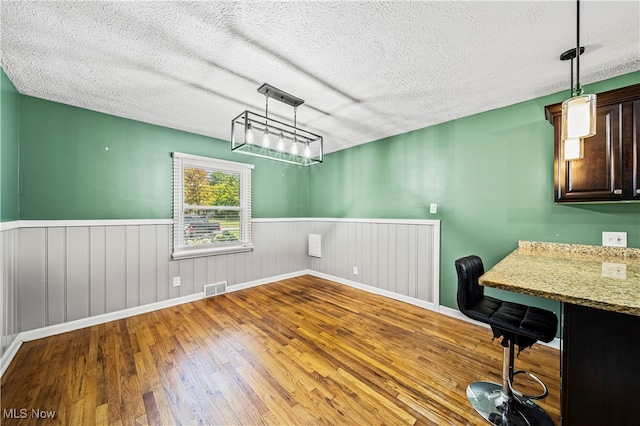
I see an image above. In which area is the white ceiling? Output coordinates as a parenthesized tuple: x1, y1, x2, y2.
(2, 1, 639, 154)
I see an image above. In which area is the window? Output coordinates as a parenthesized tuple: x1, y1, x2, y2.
(172, 152, 254, 259)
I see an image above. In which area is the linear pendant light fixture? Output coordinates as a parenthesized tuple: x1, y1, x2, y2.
(560, 0, 596, 161)
(231, 84, 323, 166)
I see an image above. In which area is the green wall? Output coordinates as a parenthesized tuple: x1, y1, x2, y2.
(1, 68, 20, 221)
(308, 71, 640, 312)
(19, 96, 308, 219)
(9, 69, 640, 313)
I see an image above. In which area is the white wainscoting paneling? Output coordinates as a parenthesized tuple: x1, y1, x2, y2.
(2, 218, 442, 377)
(306, 219, 440, 308)
(14, 221, 310, 333)
(1, 227, 20, 366)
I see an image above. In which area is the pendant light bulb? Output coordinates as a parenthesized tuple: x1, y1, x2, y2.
(563, 137, 584, 161)
(277, 132, 285, 151)
(303, 142, 311, 158)
(262, 128, 270, 148)
(245, 122, 254, 145)
(291, 138, 299, 156)
(561, 93, 596, 140)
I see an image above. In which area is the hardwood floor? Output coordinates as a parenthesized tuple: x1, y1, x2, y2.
(1, 275, 560, 425)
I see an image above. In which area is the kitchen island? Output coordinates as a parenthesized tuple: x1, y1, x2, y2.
(479, 241, 640, 426)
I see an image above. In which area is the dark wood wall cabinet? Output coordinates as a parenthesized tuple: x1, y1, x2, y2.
(545, 83, 640, 203)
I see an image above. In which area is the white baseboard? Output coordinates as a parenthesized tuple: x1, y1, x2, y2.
(307, 273, 562, 351)
(438, 305, 492, 329)
(20, 292, 205, 343)
(307, 270, 439, 312)
(1, 269, 559, 378)
(226, 270, 309, 293)
(0, 271, 311, 378)
(1, 292, 203, 377)
(0, 335, 23, 377)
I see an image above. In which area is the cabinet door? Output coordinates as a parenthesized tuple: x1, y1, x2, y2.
(629, 101, 640, 200)
(556, 103, 623, 202)
(562, 304, 640, 425)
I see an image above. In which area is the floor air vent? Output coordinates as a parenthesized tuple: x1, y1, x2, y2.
(204, 281, 227, 298)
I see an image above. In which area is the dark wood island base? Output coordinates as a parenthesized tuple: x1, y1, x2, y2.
(562, 303, 640, 425)
(479, 241, 640, 426)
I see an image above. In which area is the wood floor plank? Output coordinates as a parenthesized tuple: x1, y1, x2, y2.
(1, 275, 561, 425)
(96, 403, 108, 425)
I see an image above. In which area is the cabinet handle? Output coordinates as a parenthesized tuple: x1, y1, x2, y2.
(614, 189, 622, 195)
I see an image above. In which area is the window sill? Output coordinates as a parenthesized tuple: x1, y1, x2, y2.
(172, 244, 254, 260)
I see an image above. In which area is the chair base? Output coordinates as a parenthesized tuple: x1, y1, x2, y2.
(466, 381, 554, 426)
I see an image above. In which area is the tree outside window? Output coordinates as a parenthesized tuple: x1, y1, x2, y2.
(173, 153, 253, 259)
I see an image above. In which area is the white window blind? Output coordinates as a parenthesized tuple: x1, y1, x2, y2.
(172, 152, 254, 259)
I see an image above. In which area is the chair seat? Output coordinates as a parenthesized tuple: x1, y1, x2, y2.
(455, 255, 558, 351)
(491, 301, 557, 344)
(464, 295, 503, 323)
(469, 297, 557, 351)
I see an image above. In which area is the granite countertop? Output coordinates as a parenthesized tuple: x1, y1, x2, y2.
(479, 241, 640, 316)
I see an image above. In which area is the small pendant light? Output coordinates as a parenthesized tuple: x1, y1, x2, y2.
(560, 0, 596, 159)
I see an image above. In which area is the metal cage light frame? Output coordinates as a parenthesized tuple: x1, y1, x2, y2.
(231, 84, 323, 166)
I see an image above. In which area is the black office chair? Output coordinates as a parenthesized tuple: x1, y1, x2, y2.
(455, 255, 558, 426)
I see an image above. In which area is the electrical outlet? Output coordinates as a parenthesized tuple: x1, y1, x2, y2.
(429, 203, 438, 214)
(353, 266, 358, 275)
(602, 232, 627, 247)
(173, 276, 181, 287)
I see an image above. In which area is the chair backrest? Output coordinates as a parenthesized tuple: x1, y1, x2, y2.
(455, 255, 485, 314)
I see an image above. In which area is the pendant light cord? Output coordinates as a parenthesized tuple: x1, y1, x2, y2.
(570, 58, 574, 97)
(575, 0, 581, 96)
(294, 106, 298, 141)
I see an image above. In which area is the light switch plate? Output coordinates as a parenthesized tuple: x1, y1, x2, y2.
(429, 203, 437, 214)
(602, 232, 627, 247)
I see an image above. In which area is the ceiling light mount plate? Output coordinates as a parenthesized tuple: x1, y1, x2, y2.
(560, 46, 585, 61)
(257, 83, 304, 108)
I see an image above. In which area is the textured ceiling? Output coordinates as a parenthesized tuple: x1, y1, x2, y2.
(2, 1, 639, 154)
